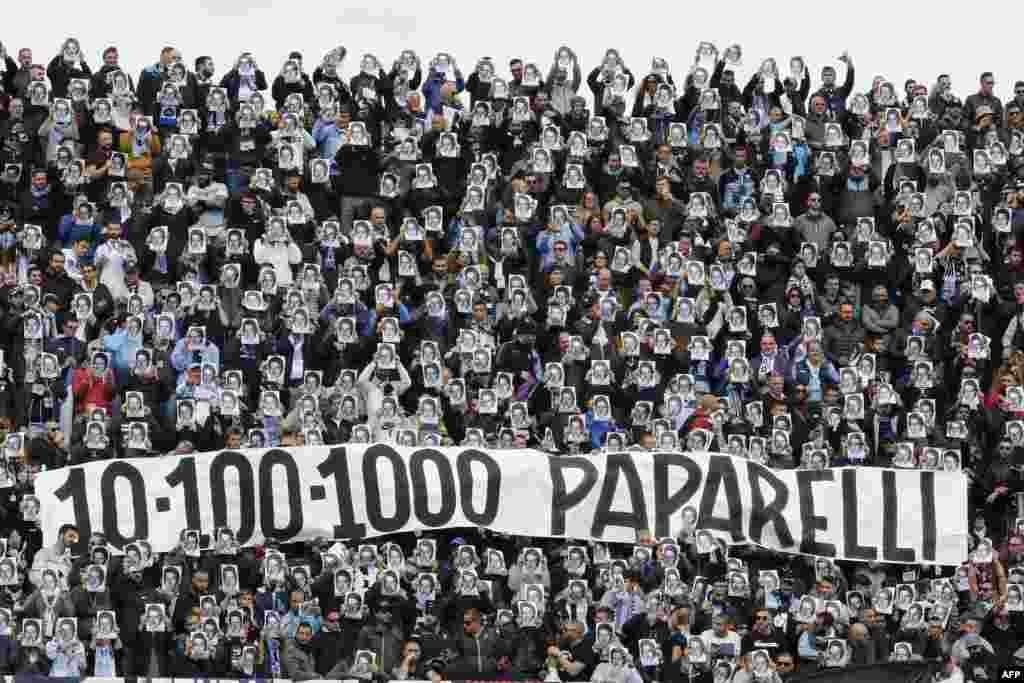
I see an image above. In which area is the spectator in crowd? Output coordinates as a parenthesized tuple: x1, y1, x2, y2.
(0, 35, 1021, 682)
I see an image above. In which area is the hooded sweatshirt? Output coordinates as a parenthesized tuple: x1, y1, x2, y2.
(793, 210, 837, 252)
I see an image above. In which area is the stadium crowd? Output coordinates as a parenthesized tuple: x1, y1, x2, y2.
(0, 35, 1019, 681)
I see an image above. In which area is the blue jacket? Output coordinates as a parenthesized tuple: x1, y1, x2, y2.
(536, 224, 584, 270)
(102, 328, 145, 378)
(422, 70, 465, 114)
(0, 634, 16, 672)
(792, 360, 839, 393)
(719, 168, 756, 213)
(312, 119, 345, 160)
(56, 215, 101, 252)
(585, 410, 618, 450)
(170, 339, 221, 378)
(318, 301, 373, 338)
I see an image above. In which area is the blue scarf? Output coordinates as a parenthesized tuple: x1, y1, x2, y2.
(267, 638, 281, 676)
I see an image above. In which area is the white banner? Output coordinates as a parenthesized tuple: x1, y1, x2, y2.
(34, 445, 968, 565)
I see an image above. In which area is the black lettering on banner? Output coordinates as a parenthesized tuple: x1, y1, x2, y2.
(100, 462, 149, 548)
(317, 447, 367, 539)
(841, 469, 877, 561)
(259, 450, 304, 540)
(919, 472, 937, 562)
(882, 470, 915, 563)
(52, 467, 92, 554)
(209, 451, 256, 545)
(653, 453, 702, 539)
(747, 462, 795, 549)
(456, 450, 500, 526)
(549, 457, 598, 536)
(796, 469, 836, 557)
(165, 456, 201, 532)
(363, 445, 411, 533)
(591, 453, 649, 538)
(409, 449, 456, 527)
(697, 455, 746, 543)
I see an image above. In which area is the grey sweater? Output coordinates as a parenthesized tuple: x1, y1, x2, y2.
(861, 304, 899, 338)
(793, 212, 837, 252)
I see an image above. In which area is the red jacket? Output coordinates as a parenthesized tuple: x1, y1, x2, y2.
(686, 409, 713, 433)
(71, 367, 115, 414)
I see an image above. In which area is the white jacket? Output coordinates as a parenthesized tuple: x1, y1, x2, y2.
(253, 238, 302, 287)
(357, 361, 412, 440)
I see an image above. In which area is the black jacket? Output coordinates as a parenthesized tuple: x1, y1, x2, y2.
(271, 74, 314, 109)
(90, 65, 134, 99)
(43, 270, 76, 310)
(219, 68, 269, 104)
(46, 55, 93, 99)
(334, 145, 380, 197)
